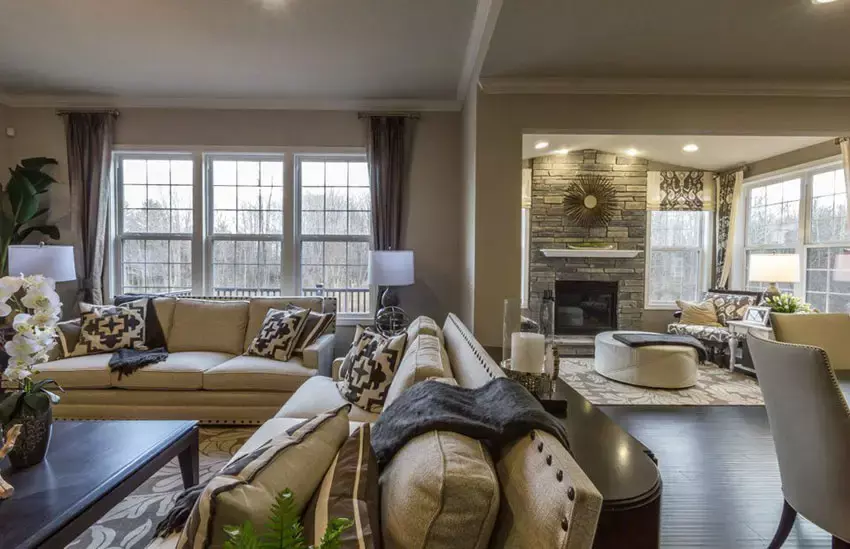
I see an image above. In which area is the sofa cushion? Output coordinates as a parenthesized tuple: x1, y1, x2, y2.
(72, 300, 149, 356)
(110, 352, 233, 390)
(176, 406, 350, 549)
(304, 425, 381, 549)
(380, 430, 500, 549)
(243, 297, 326, 351)
(276, 376, 379, 423)
(384, 334, 451, 409)
(668, 322, 731, 343)
(246, 306, 311, 362)
(203, 355, 317, 392)
(152, 297, 177, 344)
(34, 354, 113, 389)
(405, 315, 445, 350)
(168, 299, 249, 355)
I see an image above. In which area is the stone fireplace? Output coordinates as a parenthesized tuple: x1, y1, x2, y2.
(528, 149, 647, 338)
(555, 280, 619, 335)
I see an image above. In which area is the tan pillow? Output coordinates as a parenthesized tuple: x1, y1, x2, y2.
(168, 299, 249, 355)
(676, 299, 722, 327)
(380, 430, 500, 549)
(384, 334, 451, 409)
(176, 405, 351, 549)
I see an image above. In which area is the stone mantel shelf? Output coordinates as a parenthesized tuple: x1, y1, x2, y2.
(541, 249, 642, 259)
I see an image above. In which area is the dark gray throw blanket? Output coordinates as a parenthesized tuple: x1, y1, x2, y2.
(371, 377, 570, 470)
(108, 347, 168, 379)
(612, 332, 707, 363)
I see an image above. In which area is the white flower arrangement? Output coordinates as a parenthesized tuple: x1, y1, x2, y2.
(0, 275, 62, 386)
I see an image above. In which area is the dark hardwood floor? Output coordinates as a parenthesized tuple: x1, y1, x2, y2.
(600, 406, 832, 549)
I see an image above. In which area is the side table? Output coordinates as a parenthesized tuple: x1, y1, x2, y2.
(726, 320, 774, 375)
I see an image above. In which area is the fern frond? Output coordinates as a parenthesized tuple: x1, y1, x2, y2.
(260, 489, 307, 549)
(224, 521, 262, 549)
(316, 518, 354, 549)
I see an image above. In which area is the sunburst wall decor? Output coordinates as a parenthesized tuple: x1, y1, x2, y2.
(564, 174, 617, 228)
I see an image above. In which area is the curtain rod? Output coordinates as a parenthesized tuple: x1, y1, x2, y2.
(55, 109, 120, 117)
(357, 111, 420, 119)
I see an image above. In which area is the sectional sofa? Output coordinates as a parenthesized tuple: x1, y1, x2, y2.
(37, 296, 337, 424)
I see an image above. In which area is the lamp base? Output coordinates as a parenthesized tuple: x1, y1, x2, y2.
(764, 283, 781, 300)
(380, 287, 400, 308)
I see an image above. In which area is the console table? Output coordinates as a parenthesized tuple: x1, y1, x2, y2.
(726, 320, 774, 375)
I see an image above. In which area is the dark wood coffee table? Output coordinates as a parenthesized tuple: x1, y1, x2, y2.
(0, 420, 199, 549)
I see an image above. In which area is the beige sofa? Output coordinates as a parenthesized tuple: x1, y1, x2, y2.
(151, 313, 603, 549)
(36, 296, 337, 424)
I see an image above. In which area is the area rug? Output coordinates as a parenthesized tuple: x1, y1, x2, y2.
(558, 358, 764, 406)
(67, 427, 255, 549)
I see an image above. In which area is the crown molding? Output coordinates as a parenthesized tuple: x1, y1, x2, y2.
(0, 93, 463, 112)
(479, 77, 850, 97)
(456, 0, 503, 101)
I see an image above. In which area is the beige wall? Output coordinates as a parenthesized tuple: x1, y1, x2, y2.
(6, 107, 463, 330)
(466, 92, 850, 347)
(748, 139, 840, 178)
(460, 81, 478, 326)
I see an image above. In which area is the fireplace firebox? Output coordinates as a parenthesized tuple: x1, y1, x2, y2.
(554, 281, 618, 335)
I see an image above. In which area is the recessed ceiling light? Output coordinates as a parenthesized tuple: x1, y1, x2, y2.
(534, 141, 550, 150)
(683, 144, 699, 153)
(625, 148, 640, 157)
(812, 0, 838, 4)
(553, 148, 570, 155)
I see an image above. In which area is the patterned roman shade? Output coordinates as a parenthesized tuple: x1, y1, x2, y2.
(647, 171, 716, 211)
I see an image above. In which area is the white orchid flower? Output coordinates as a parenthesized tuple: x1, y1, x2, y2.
(0, 276, 24, 294)
(5, 333, 44, 358)
(21, 288, 61, 312)
(23, 274, 56, 292)
(0, 302, 11, 318)
(31, 309, 59, 328)
(12, 313, 33, 333)
(2, 365, 32, 383)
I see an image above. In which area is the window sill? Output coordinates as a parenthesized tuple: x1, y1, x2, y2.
(644, 304, 680, 311)
(336, 314, 374, 327)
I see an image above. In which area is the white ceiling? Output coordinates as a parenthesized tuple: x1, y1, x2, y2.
(0, 0, 477, 102)
(522, 135, 830, 170)
(484, 0, 850, 80)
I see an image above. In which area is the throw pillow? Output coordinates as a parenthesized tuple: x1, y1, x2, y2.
(338, 325, 377, 380)
(380, 430, 500, 549)
(337, 330, 407, 413)
(676, 299, 722, 327)
(71, 300, 149, 356)
(114, 294, 169, 348)
(293, 310, 336, 355)
(176, 405, 351, 549)
(705, 292, 759, 325)
(247, 306, 311, 362)
(303, 424, 381, 549)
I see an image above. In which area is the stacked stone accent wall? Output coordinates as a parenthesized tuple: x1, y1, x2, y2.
(529, 150, 647, 330)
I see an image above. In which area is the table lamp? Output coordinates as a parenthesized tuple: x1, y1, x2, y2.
(748, 253, 800, 299)
(8, 244, 77, 282)
(368, 250, 414, 309)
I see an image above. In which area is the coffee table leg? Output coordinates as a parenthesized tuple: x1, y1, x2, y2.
(178, 428, 200, 489)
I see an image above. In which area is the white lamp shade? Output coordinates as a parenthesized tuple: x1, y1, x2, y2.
(8, 245, 77, 282)
(748, 253, 800, 283)
(368, 250, 414, 286)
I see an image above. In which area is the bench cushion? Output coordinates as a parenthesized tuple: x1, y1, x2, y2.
(202, 355, 317, 392)
(276, 376, 379, 423)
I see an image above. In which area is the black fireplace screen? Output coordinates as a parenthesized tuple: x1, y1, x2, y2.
(554, 280, 618, 335)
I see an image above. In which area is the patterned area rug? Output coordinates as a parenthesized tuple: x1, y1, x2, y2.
(67, 427, 254, 549)
(559, 358, 764, 405)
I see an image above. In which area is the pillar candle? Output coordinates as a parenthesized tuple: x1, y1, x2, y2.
(510, 332, 545, 373)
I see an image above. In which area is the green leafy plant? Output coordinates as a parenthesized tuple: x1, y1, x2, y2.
(0, 378, 62, 426)
(224, 489, 352, 549)
(764, 293, 815, 314)
(1, 157, 62, 274)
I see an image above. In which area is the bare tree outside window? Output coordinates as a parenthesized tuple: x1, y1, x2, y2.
(647, 211, 709, 307)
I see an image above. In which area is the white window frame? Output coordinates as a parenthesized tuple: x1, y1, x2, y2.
(294, 153, 373, 323)
(111, 151, 199, 296)
(644, 210, 713, 310)
(204, 152, 286, 297)
(737, 157, 848, 307)
(109, 146, 372, 323)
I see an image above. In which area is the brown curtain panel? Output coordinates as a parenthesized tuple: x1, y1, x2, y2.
(62, 112, 117, 304)
(367, 116, 414, 251)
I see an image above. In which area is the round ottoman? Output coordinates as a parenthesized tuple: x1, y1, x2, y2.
(594, 331, 699, 389)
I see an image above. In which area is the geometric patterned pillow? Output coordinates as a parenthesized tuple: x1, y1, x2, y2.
(71, 299, 149, 356)
(246, 306, 311, 362)
(704, 292, 759, 326)
(338, 325, 378, 380)
(336, 330, 407, 413)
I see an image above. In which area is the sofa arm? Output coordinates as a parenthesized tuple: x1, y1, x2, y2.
(331, 357, 345, 381)
(303, 333, 335, 376)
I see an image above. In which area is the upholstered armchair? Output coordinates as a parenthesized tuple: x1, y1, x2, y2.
(748, 334, 850, 548)
(668, 289, 763, 368)
(770, 312, 850, 371)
